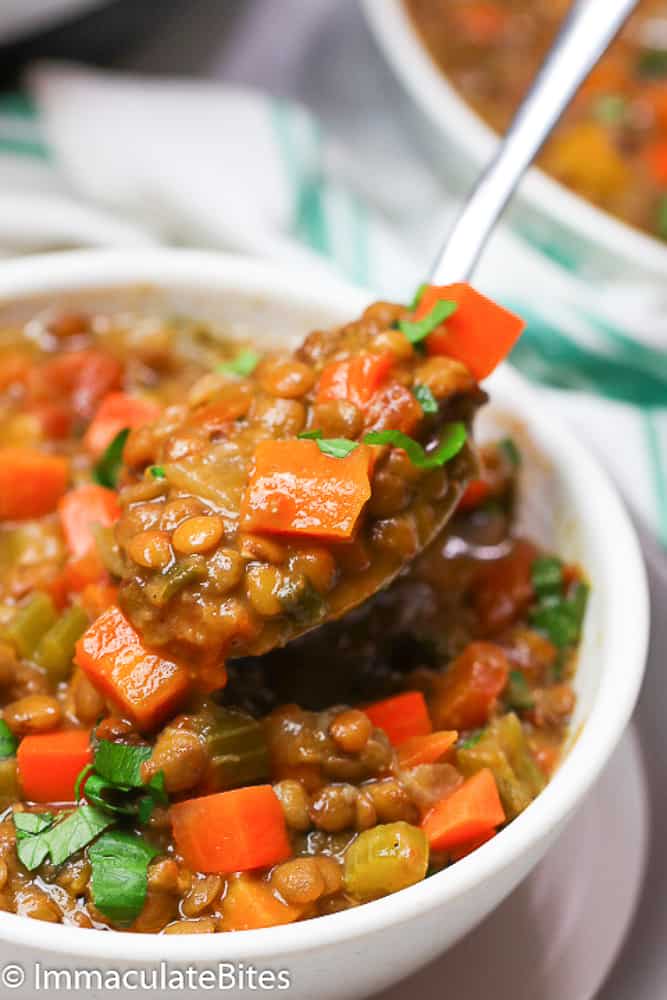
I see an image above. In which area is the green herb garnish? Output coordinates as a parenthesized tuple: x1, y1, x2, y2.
(409, 283, 428, 310)
(413, 383, 438, 414)
(76, 740, 167, 824)
(147, 465, 166, 480)
(364, 422, 467, 469)
(399, 299, 457, 345)
(531, 556, 564, 600)
(218, 349, 261, 378)
(592, 94, 626, 125)
(297, 429, 360, 459)
(637, 48, 667, 78)
(89, 829, 158, 925)
(0, 720, 17, 759)
(499, 436, 521, 467)
(14, 805, 114, 871)
(506, 671, 535, 711)
(530, 581, 589, 648)
(93, 428, 130, 490)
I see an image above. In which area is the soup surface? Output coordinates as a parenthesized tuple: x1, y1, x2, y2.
(0, 297, 585, 933)
(406, 0, 667, 242)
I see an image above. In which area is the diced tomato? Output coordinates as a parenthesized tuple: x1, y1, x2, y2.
(431, 641, 510, 730)
(59, 484, 121, 560)
(365, 691, 432, 746)
(84, 392, 161, 458)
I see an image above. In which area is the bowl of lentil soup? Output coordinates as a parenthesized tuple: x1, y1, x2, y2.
(0, 250, 648, 998)
(364, 0, 667, 319)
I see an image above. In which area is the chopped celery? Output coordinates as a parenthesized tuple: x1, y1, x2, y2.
(506, 671, 535, 711)
(531, 557, 563, 600)
(0, 758, 18, 809)
(145, 557, 206, 607)
(34, 605, 89, 684)
(3, 592, 57, 659)
(457, 712, 544, 820)
(343, 822, 429, 900)
(189, 706, 269, 791)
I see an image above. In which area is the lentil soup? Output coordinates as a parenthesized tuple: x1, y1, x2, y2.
(0, 287, 586, 934)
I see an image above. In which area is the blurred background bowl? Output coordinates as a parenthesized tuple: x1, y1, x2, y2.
(363, 0, 667, 290)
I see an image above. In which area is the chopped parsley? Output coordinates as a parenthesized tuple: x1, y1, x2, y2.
(89, 829, 158, 925)
(14, 805, 114, 871)
(592, 94, 626, 125)
(413, 383, 438, 414)
(459, 729, 484, 750)
(297, 429, 360, 458)
(364, 422, 467, 469)
(218, 349, 261, 378)
(409, 283, 428, 310)
(530, 581, 589, 648)
(657, 195, 667, 241)
(637, 48, 667, 78)
(399, 299, 457, 346)
(76, 740, 167, 824)
(93, 428, 129, 490)
(147, 465, 166, 480)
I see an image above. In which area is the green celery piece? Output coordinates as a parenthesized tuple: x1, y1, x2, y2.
(89, 829, 158, 925)
(658, 195, 667, 241)
(33, 605, 89, 684)
(457, 713, 544, 819)
(506, 671, 535, 711)
(343, 822, 429, 901)
(0, 720, 17, 759)
(202, 708, 270, 791)
(0, 759, 18, 809)
(3, 592, 57, 659)
(144, 556, 206, 607)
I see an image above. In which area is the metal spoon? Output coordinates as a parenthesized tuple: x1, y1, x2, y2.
(431, 0, 639, 284)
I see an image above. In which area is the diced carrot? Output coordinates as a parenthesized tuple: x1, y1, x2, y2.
(316, 352, 395, 410)
(220, 874, 303, 931)
(59, 484, 121, 560)
(84, 392, 160, 458)
(0, 448, 69, 521)
(30, 350, 122, 421)
(431, 641, 509, 730)
(0, 351, 31, 390)
(30, 402, 73, 440)
(415, 284, 524, 380)
(17, 729, 92, 804)
(79, 583, 119, 620)
(364, 382, 423, 435)
(458, 478, 491, 511)
(74, 605, 190, 731)
(171, 785, 291, 875)
(422, 769, 505, 850)
(646, 86, 667, 130)
(364, 691, 432, 746)
(449, 829, 496, 861)
(643, 139, 667, 185)
(240, 439, 373, 541)
(397, 730, 458, 768)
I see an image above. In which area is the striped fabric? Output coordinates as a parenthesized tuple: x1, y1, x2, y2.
(0, 85, 665, 546)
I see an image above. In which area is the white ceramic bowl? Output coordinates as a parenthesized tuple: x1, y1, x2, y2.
(363, 0, 667, 292)
(0, 250, 649, 999)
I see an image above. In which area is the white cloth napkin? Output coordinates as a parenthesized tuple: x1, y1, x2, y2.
(0, 61, 665, 552)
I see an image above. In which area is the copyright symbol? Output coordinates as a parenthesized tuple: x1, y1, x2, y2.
(1, 964, 25, 989)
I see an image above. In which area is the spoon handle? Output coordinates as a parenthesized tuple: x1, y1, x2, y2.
(430, 0, 639, 285)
